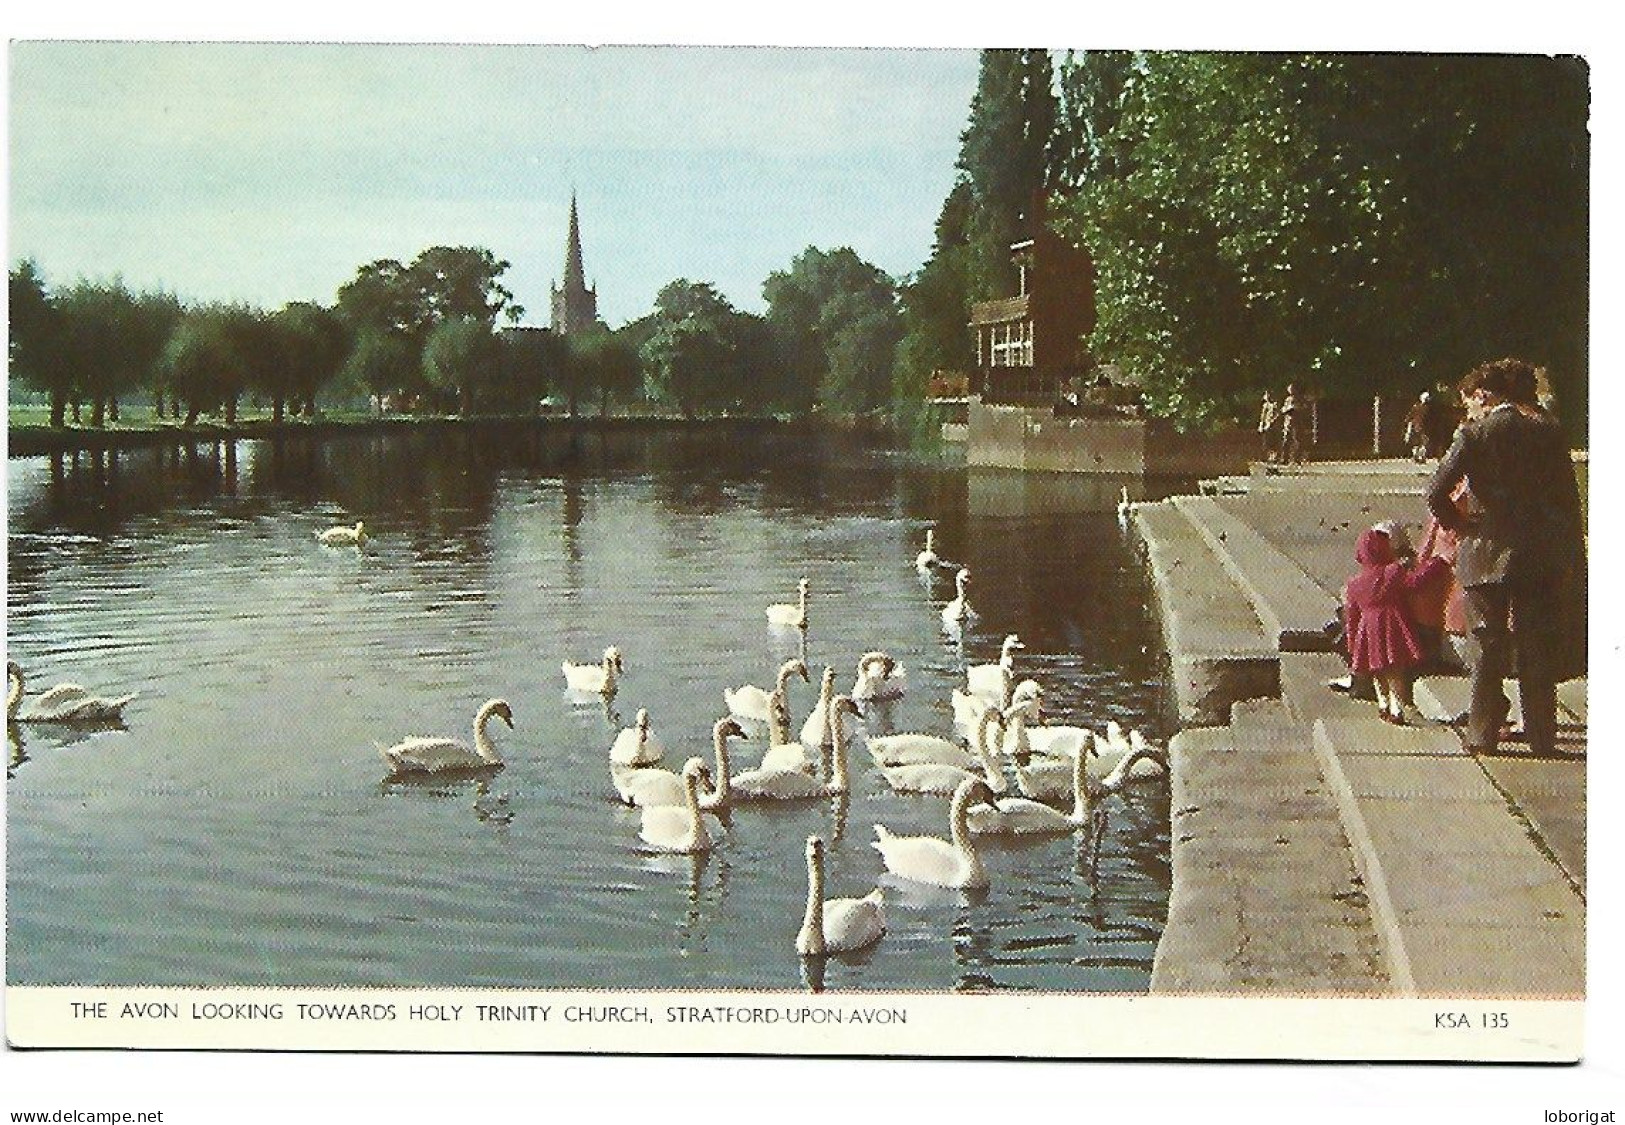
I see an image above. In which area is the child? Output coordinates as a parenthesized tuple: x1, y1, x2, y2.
(1342, 526, 1449, 724)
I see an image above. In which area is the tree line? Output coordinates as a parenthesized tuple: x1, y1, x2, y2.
(894, 50, 1589, 433)
(10, 240, 905, 429)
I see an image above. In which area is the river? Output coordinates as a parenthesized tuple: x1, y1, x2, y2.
(6, 424, 1174, 992)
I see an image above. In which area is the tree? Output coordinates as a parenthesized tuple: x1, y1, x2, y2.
(570, 328, 644, 417)
(343, 330, 417, 413)
(409, 246, 522, 328)
(497, 327, 565, 414)
(821, 295, 903, 413)
(762, 246, 900, 413)
(9, 261, 70, 426)
(957, 49, 1058, 300)
(893, 180, 977, 411)
(423, 316, 502, 414)
(161, 304, 254, 425)
(276, 302, 349, 418)
(639, 281, 747, 417)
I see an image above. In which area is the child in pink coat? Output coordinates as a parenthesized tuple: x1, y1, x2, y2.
(1343, 527, 1450, 724)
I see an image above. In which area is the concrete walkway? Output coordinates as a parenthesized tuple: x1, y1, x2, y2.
(1139, 459, 1585, 997)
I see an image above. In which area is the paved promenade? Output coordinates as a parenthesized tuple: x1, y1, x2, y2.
(1138, 459, 1585, 997)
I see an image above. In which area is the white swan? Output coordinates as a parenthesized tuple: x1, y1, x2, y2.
(7, 661, 136, 725)
(798, 666, 838, 750)
(952, 677, 1040, 740)
(869, 705, 999, 771)
(615, 717, 747, 807)
(872, 775, 999, 889)
(724, 657, 808, 723)
(318, 520, 367, 546)
(563, 647, 623, 696)
(879, 709, 1007, 796)
(850, 651, 907, 704)
(969, 733, 1092, 836)
(757, 691, 819, 774)
(796, 835, 886, 956)
(712, 696, 860, 803)
(966, 634, 1023, 707)
(1000, 695, 1093, 761)
(638, 758, 716, 854)
(914, 528, 941, 573)
(381, 698, 512, 774)
(610, 708, 664, 766)
(940, 567, 973, 628)
(766, 577, 810, 629)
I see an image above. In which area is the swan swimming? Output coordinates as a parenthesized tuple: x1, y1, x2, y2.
(766, 577, 810, 630)
(381, 698, 513, 774)
(914, 528, 941, 573)
(563, 647, 623, 696)
(999, 692, 1093, 761)
(710, 696, 860, 803)
(952, 677, 1040, 741)
(7, 661, 136, 725)
(725, 658, 808, 724)
(940, 567, 973, 628)
(615, 717, 746, 808)
(798, 666, 838, 750)
(869, 705, 999, 771)
(610, 708, 664, 766)
(966, 634, 1023, 708)
(318, 521, 367, 546)
(878, 709, 1007, 796)
(638, 758, 716, 854)
(850, 651, 907, 704)
(969, 731, 1093, 836)
(796, 835, 886, 956)
(872, 775, 999, 889)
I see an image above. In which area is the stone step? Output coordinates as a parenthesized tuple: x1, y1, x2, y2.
(1153, 721, 1388, 994)
(1311, 716, 1584, 997)
(1172, 494, 1342, 653)
(1557, 680, 1587, 724)
(1131, 501, 1278, 725)
(1414, 675, 1589, 736)
(1278, 651, 1389, 728)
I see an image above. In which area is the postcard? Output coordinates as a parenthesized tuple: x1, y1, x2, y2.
(5, 40, 1591, 1070)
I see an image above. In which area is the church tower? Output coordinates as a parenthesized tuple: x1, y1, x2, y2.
(550, 193, 601, 335)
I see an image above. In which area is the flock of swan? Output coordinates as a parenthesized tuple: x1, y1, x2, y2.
(9, 516, 1169, 966)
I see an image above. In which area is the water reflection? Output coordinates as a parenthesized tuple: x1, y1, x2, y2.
(9, 426, 1174, 990)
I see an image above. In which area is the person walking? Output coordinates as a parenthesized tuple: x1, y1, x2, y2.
(1425, 358, 1585, 758)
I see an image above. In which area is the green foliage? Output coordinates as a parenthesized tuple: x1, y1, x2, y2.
(762, 246, 900, 413)
(497, 327, 564, 414)
(423, 316, 502, 414)
(638, 280, 755, 417)
(160, 304, 255, 424)
(9, 261, 62, 403)
(569, 327, 644, 417)
(270, 302, 349, 418)
(342, 330, 418, 409)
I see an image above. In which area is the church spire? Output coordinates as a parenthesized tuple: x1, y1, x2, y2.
(551, 192, 600, 335)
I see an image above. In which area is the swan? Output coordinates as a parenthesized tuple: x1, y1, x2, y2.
(798, 666, 838, 749)
(724, 658, 808, 723)
(615, 717, 746, 807)
(872, 775, 999, 889)
(318, 520, 367, 546)
(940, 567, 973, 628)
(7, 661, 137, 725)
(850, 651, 907, 704)
(610, 708, 664, 766)
(953, 677, 1040, 740)
(796, 835, 886, 956)
(869, 705, 999, 771)
(1103, 729, 1170, 789)
(711, 696, 860, 803)
(914, 528, 941, 573)
(381, 698, 513, 774)
(766, 577, 810, 629)
(999, 695, 1093, 761)
(879, 709, 1007, 796)
(966, 634, 1023, 707)
(638, 758, 716, 854)
(757, 691, 819, 774)
(563, 647, 623, 696)
(969, 733, 1092, 836)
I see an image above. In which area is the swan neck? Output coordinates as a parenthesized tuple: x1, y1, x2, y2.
(711, 732, 732, 803)
(828, 708, 850, 793)
(800, 849, 826, 955)
(684, 772, 706, 850)
(473, 705, 503, 764)
(1071, 747, 1093, 820)
(948, 786, 984, 880)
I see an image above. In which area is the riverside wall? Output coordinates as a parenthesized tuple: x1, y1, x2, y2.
(965, 401, 1257, 477)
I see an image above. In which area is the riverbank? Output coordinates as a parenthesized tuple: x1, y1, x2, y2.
(1134, 460, 1585, 999)
(5, 410, 915, 459)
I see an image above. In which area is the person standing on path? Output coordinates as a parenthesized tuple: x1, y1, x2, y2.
(1425, 358, 1584, 758)
(1278, 384, 1305, 465)
(1257, 390, 1280, 461)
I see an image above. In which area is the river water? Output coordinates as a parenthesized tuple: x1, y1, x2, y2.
(7, 425, 1173, 992)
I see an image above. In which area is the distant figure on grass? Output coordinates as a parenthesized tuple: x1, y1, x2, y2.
(1342, 527, 1449, 725)
(1278, 384, 1306, 465)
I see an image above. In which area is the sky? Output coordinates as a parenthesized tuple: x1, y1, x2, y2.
(9, 42, 979, 326)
